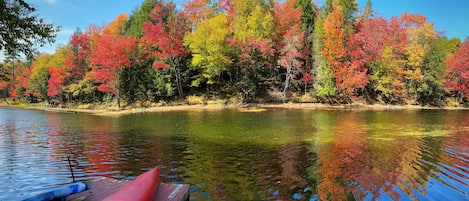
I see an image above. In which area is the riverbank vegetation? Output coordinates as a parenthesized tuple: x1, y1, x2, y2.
(1, 0, 469, 109)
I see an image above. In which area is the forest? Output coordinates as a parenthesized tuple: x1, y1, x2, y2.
(1, 0, 469, 107)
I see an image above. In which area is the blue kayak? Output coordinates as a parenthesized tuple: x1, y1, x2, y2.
(22, 182, 91, 201)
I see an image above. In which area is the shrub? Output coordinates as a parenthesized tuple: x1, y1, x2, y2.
(186, 95, 205, 105)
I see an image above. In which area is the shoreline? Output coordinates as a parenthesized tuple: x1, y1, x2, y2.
(1, 102, 468, 116)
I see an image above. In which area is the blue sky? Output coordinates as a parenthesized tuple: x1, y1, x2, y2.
(356, 0, 469, 40)
(3, 0, 469, 59)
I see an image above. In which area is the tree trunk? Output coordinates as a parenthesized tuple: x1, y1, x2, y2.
(1, 89, 9, 105)
(283, 67, 292, 103)
(176, 67, 183, 98)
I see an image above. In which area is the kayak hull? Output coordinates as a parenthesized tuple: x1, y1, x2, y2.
(22, 182, 90, 201)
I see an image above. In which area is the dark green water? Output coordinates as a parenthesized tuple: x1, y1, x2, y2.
(0, 107, 468, 200)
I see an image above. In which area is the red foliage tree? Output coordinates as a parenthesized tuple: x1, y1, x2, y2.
(274, 0, 307, 97)
(47, 67, 66, 97)
(182, 0, 215, 28)
(445, 40, 469, 101)
(90, 34, 136, 107)
(6, 62, 31, 100)
(348, 16, 408, 102)
(141, 1, 189, 97)
(0, 81, 6, 90)
(65, 30, 92, 84)
(16, 66, 31, 96)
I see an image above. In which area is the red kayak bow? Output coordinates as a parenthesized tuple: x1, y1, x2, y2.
(103, 167, 160, 201)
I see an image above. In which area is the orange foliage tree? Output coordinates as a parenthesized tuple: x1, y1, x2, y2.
(104, 13, 128, 36)
(323, 3, 368, 101)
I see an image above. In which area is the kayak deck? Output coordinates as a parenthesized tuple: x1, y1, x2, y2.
(66, 177, 189, 201)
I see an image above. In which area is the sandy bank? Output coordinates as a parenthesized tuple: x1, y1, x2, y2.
(1, 102, 467, 116)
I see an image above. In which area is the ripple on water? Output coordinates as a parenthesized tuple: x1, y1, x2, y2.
(1, 108, 469, 200)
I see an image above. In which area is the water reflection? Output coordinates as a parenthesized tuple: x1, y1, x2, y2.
(0, 108, 468, 200)
(312, 110, 469, 201)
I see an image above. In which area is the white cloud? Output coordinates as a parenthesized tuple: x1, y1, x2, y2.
(45, 0, 57, 4)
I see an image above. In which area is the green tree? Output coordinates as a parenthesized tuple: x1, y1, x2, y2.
(0, 62, 10, 102)
(312, 9, 336, 101)
(0, 0, 60, 58)
(124, 0, 157, 37)
(418, 37, 460, 105)
(121, 0, 158, 102)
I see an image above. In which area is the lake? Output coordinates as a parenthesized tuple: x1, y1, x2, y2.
(0, 107, 468, 200)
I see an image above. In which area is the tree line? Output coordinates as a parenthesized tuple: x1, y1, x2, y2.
(1, 0, 469, 107)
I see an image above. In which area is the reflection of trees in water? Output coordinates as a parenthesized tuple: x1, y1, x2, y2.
(181, 140, 316, 200)
(312, 111, 451, 200)
(14, 108, 466, 200)
(439, 112, 469, 196)
(314, 111, 370, 201)
(277, 142, 317, 200)
(179, 109, 318, 200)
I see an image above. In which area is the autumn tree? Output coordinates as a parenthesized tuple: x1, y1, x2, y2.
(274, 0, 305, 100)
(1, 59, 30, 101)
(225, 0, 276, 101)
(29, 53, 53, 101)
(182, 0, 221, 96)
(142, 1, 189, 98)
(401, 14, 437, 102)
(14, 64, 31, 101)
(312, 9, 337, 101)
(104, 13, 128, 36)
(324, 0, 358, 34)
(184, 13, 232, 92)
(182, 0, 216, 29)
(66, 29, 92, 84)
(122, 1, 162, 102)
(47, 67, 66, 98)
(63, 28, 97, 103)
(350, 16, 408, 103)
(296, 0, 316, 91)
(445, 39, 469, 102)
(322, 4, 349, 100)
(90, 35, 136, 108)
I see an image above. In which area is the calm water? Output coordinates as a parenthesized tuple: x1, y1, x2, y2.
(0, 107, 468, 201)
